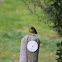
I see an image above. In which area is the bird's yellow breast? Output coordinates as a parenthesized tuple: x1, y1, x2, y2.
(29, 29, 34, 33)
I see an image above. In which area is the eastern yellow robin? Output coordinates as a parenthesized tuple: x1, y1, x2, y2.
(29, 26, 37, 34)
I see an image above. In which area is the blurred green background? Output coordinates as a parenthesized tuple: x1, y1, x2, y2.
(0, 0, 62, 62)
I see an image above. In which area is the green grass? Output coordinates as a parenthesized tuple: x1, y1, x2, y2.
(0, 32, 62, 62)
(0, 0, 62, 62)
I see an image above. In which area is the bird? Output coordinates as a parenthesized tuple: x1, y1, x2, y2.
(29, 26, 37, 34)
